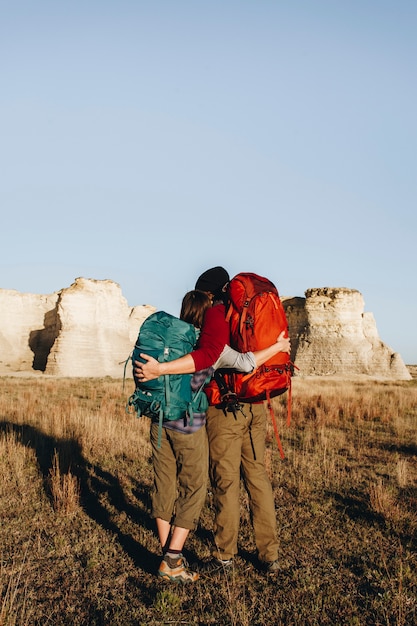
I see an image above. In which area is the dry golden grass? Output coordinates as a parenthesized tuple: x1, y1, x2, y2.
(49, 450, 81, 516)
(0, 375, 416, 625)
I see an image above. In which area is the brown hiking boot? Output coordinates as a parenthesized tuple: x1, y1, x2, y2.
(158, 554, 199, 583)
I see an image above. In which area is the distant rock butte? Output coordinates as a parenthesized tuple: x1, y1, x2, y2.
(0, 279, 411, 380)
(282, 287, 410, 379)
(0, 278, 155, 377)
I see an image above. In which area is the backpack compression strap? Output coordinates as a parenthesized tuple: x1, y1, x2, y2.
(156, 373, 171, 449)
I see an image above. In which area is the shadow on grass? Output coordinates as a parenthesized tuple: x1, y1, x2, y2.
(332, 490, 383, 523)
(332, 489, 417, 551)
(379, 441, 417, 457)
(0, 420, 160, 578)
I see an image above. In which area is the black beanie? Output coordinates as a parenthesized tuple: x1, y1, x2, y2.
(195, 266, 230, 293)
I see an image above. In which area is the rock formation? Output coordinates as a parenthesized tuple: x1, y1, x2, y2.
(0, 289, 58, 374)
(0, 280, 411, 380)
(283, 287, 410, 379)
(0, 278, 155, 378)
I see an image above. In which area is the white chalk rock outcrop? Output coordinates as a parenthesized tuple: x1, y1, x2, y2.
(0, 289, 58, 373)
(45, 278, 154, 377)
(0, 278, 155, 377)
(283, 287, 410, 379)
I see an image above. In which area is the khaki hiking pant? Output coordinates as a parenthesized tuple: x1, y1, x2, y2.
(150, 423, 209, 530)
(206, 402, 279, 563)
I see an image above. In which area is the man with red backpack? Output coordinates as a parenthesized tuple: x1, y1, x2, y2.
(135, 266, 291, 576)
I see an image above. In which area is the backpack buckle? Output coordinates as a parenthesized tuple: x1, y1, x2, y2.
(220, 391, 245, 419)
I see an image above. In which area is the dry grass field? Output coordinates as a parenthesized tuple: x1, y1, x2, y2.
(1, 375, 416, 625)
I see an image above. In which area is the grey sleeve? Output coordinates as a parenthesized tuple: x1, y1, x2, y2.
(213, 345, 256, 373)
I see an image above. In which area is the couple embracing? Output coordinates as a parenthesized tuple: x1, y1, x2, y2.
(134, 266, 291, 583)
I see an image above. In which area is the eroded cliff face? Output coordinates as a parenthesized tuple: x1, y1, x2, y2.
(283, 287, 410, 379)
(0, 290, 59, 373)
(0, 278, 155, 377)
(0, 280, 411, 379)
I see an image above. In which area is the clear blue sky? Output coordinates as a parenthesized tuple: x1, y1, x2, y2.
(1, 1, 416, 363)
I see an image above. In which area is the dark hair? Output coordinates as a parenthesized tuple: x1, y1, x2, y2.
(180, 290, 212, 329)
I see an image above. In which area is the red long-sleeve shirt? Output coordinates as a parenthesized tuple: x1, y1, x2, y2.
(189, 303, 229, 371)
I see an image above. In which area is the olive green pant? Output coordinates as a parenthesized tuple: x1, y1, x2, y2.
(150, 423, 209, 530)
(206, 403, 279, 563)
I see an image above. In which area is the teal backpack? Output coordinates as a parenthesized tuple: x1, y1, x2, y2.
(126, 311, 209, 446)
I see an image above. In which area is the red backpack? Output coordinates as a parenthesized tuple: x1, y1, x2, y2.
(207, 272, 295, 458)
